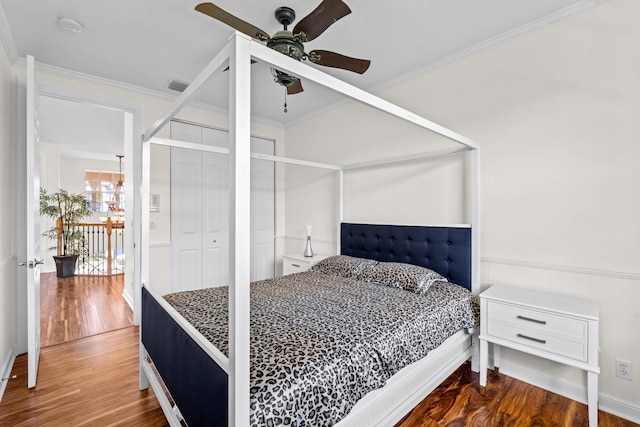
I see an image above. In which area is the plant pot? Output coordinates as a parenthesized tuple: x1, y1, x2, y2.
(53, 255, 79, 278)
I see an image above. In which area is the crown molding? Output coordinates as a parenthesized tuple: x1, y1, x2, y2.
(12, 57, 285, 129)
(367, 0, 607, 94)
(0, 1, 18, 63)
(285, 0, 607, 128)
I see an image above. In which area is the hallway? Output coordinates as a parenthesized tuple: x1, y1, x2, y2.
(40, 272, 132, 347)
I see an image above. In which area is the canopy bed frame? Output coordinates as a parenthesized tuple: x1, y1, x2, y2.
(138, 32, 479, 426)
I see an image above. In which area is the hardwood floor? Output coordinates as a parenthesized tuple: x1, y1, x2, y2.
(0, 327, 166, 426)
(396, 364, 637, 427)
(40, 272, 133, 347)
(1, 324, 636, 426)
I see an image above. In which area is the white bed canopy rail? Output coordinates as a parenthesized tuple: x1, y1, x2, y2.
(139, 31, 479, 427)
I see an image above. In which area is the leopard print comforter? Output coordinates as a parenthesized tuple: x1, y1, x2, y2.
(163, 271, 479, 426)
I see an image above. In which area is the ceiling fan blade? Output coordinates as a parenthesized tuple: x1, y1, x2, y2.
(287, 79, 304, 95)
(308, 50, 371, 74)
(293, 0, 351, 41)
(195, 3, 270, 41)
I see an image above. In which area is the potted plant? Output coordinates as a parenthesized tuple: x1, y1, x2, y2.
(40, 188, 93, 278)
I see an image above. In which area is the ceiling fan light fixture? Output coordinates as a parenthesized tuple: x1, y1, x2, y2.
(270, 68, 297, 87)
(58, 17, 83, 33)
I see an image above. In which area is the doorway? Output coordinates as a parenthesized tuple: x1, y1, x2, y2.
(37, 95, 133, 347)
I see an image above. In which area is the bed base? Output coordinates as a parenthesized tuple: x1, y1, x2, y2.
(140, 223, 475, 426)
(141, 284, 476, 427)
(336, 329, 475, 426)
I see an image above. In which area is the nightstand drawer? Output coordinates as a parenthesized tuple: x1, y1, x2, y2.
(282, 254, 329, 276)
(487, 319, 588, 362)
(283, 257, 310, 275)
(487, 301, 588, 362)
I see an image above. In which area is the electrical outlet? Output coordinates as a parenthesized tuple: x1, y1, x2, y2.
(616, 359, 633, 380)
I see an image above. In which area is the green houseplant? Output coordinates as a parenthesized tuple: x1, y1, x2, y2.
(40, 188, 93, 278)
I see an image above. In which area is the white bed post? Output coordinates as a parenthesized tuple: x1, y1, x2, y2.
(139, 136, 151, 390)
(468, 147, 480, 372)
(228, 32, 252, 427)
(467, 147, 480, 295)
(337, 169, 344, 254)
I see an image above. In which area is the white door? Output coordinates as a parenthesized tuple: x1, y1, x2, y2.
(170, 121, 274, 290)
(17, 55, 42, 388)
(202, 126, 229, 287)
(250, 137, 274, 281)
(170, 146, 203, 291)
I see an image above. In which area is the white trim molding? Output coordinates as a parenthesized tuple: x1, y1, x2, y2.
(482, 257, 640, 281)
(121, 288, 135, 312)
(0, 1, 18, 63)
(0, 346, 16, 403)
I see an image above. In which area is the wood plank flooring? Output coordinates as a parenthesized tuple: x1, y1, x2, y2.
(2, 325, 636, 426)
(396, 363, 637, 427)
(0, 327, 166, 426)
(40, 272, 133, 347)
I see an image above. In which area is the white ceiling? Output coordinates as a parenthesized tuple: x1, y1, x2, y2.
(1, 0, 600, 151)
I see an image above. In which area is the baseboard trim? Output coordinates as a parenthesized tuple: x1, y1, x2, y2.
(0, 346, 16, 404)
(122, 288, 134, 312)
(495, 359, 640, 424)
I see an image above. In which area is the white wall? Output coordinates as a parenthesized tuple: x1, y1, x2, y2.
(0, 24, 15, 397)
(286, 0, 639, 421)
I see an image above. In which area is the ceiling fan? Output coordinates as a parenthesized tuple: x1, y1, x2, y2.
(195, 0, 371, 96)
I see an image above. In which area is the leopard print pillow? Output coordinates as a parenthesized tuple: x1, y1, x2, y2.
(356, 262, 447, 294)
(311, 255, 378, 278)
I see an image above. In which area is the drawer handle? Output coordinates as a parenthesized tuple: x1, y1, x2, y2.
(517, 315, 546, 325)
(517, 333, 546, 344)
(291, 263, 301, 267)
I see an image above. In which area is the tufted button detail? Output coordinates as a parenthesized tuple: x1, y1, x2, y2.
(447, 258, 451, 263)
(447, 241, 452, 246)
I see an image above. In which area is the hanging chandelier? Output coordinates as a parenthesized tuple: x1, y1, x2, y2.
(105, 155, 125, 223)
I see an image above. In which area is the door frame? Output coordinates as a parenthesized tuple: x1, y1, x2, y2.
(16, 79, 145, 355)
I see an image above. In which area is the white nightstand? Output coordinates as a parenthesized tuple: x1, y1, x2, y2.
(479, 285, 600, 427)
(282, 253, 330, 276)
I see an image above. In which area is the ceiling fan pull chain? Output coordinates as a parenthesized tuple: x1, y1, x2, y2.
(284, 88, 288, 113)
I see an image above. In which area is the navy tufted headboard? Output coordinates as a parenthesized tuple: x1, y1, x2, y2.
(340, 223, 472, 291)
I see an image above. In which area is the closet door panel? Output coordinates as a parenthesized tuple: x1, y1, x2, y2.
(178, 249, 201, 292)
(203, 152, 229, 287)
(250, 137, 275, 281)
(204, 246, 224, 288)
(171, 147, 203, 291)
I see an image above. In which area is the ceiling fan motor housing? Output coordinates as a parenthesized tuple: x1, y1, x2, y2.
(267, 27, 305, 87)
(267, 30, 305, 61)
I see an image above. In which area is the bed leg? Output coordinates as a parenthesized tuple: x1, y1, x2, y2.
(139, 342, 149, 391)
